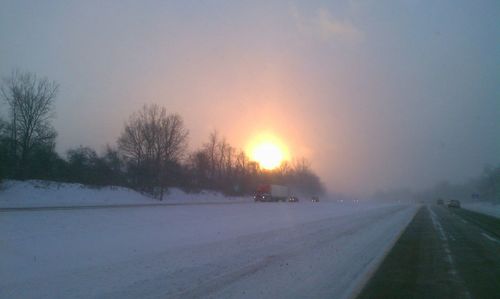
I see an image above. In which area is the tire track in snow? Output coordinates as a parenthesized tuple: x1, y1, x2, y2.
(167, 205, 416, 299)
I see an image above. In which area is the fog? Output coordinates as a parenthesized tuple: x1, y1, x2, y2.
(1, 1, 498, 196)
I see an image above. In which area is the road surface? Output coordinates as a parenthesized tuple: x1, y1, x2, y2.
(0, 203, 416, 299)
(358, 205, 500, 299)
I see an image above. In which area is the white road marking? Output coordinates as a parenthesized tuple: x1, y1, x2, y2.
(481, 232, 500, 244)
(446, 254, 453, 264)
(428, 207, 447, 241)
(427, 206, 472, 299)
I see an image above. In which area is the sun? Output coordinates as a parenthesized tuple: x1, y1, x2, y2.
(247, 133, 289, 170)
(252, 142, 284, 170)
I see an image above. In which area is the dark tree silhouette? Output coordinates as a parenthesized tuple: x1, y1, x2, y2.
(1, 70, 58, 178)
(118, 104, 188, 199)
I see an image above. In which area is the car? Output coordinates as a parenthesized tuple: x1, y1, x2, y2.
(447, 200, 461, 208)
(311, 196, 319, 202)
(436, 198, 444, 205)
(288, 196, 299, 202)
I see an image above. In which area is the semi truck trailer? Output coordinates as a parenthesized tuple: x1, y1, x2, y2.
(254, 184, 290, 202)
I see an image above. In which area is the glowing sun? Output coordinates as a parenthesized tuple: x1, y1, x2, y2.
(252, 142, 283, 170)
(248, 134, 289, 170)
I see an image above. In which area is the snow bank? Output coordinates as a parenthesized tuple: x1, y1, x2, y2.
(462, 202, 500, 219)
(0, 180, 249, 208)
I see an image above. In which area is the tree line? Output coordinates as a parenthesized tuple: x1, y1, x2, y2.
(0, 70, 325, 199)
(421, 166, 500, 203)
(372, 165, 500, 204)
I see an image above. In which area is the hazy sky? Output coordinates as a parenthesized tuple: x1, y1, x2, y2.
(1, 0, 499, 196)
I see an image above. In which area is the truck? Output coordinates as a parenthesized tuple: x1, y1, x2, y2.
(254, 184, 290, 202)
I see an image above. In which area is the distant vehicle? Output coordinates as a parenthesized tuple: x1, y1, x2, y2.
(288, 196, 299, 203)
(436, 199, 444, 205)
(254, 184, 290, 202)
(312, 196, 320, 202)
(447, 200, 461, 208)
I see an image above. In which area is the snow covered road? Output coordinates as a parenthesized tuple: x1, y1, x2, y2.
(0, 202, 418, 298)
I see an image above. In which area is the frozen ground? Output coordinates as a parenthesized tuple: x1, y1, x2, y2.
(0, 180, 248, 208)
(462, 202, 500, 219)
(0, 199, 418, 299)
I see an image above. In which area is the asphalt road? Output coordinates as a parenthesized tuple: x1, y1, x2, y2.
(358, 205, 500, 299)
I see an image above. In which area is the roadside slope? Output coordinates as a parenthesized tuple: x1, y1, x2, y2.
(0, 180, 248, 208)
(462, 202, 500, 219)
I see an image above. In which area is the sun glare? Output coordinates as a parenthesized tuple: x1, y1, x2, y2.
(252, 142, 283, 170)
(248, 134, 289, 170)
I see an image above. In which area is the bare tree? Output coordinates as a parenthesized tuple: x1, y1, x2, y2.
(187, 149, 210, 188)
(234, 150, 249, 176)
(1, 70, 58, 178)
(204, 130, 219, 180)
(118, 104, 188, 199)
(187, 130, 326, 195)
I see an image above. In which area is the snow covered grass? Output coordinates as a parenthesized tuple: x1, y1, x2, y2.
(0, 180, 249, 208)
(462, 202, 500, 219)
(0, 201, 418, 298)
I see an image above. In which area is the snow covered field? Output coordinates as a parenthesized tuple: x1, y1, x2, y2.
(0, 200, 418, 299)
(462, 202, 500, 219)
(0, 180, 249, 208)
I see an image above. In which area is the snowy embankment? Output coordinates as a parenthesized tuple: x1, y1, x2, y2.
(462, 202, 500, 219)
(0, 180, 249, 208)
(0, 198, 418, 299)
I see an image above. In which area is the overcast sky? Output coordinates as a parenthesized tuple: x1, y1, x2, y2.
(1, 0, 499, 196)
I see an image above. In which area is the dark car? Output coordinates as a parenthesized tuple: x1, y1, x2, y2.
(436, 198, 444, 205)
(312, 196, 319, 202)
(447, 200, 461, 208)
(288, 196, 299, 202)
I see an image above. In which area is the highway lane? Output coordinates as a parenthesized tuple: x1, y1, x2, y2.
(358, 205, 500, 299)
(433, 206, 500, 298)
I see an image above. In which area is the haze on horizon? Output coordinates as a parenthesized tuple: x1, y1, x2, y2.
(1, 0, 498, 197)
